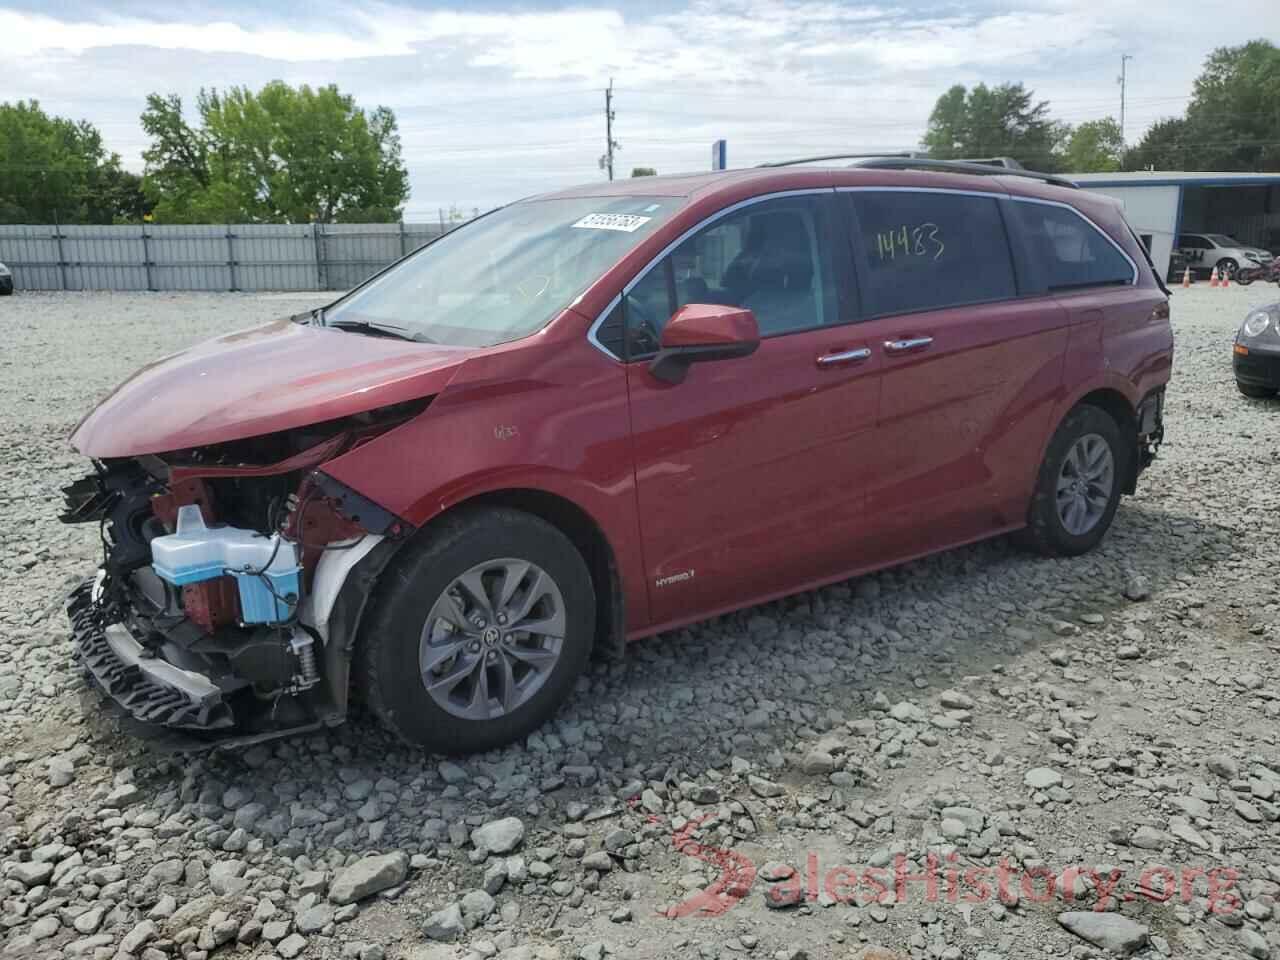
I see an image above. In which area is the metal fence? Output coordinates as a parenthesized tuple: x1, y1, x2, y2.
(0, 222, 462, 292)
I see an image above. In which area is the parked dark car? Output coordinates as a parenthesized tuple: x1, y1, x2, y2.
(0, 261, 12, 295)
(60, 160, 1173, 753)
(1234, 303, 1280, 398)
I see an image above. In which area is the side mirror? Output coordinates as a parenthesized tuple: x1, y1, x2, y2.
(649, 304, 760, 384)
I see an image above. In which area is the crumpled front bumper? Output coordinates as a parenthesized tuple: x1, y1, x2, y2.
(67, 581, 234, 730)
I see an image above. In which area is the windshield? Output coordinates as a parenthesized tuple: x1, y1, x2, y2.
(1205, 234, 1239, 247)
(324, 196, 682, 347)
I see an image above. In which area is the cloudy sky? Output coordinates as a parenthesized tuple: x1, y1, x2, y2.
(4, 0, 1279, 217)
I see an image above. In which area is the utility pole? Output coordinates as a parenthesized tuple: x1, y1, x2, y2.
(600, 78, 619, 181)
(1118, 54, 1133, 159)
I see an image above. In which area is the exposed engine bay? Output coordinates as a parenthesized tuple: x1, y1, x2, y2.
(61, 402, 423, 744)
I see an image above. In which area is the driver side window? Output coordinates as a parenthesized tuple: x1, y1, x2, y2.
(623, 195, 836, 359)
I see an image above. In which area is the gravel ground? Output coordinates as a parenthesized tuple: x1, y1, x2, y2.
(1, 288, 1278, 960)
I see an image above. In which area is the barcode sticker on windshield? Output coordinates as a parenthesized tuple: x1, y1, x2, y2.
(572, 213, 651, 233)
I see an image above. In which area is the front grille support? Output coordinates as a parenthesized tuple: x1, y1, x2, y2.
(67, 582, 235, 730)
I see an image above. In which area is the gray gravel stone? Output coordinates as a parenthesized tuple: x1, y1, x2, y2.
(1058, 912, 1149, 955)
(328, 851, 409, 905)
(471, 817, 525, 854)
(423, 902, 465, 941)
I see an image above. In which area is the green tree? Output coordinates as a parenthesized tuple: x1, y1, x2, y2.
(0, 100, 144, 223)
(1127, 118, 1193, 171)
(922, 83, 1066, 170)
(141, 82, 410, 223)
(630, 167, 657, 177)
(1180, 39, 1280, 170)
(1062, 117, 1124, 172)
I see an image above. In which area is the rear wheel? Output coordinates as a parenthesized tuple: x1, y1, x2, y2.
(358, 507, 594, 753)
(1216, 257, 1239, 280)
(1020, 405, 1127, 557)
(1237, 381, 1278, 399)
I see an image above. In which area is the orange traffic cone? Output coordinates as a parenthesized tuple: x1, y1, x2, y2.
(1182, 266, 1192, 288)
(1221, 268, 1230, 288)
(1210, 267, 1219, 287)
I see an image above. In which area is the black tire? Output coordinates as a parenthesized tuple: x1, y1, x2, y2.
(357, 507, 595, 753)
(1019, 404, 1127, 557)
(1237, 381, 1278, 399)
(1216, 257, 1239, 280)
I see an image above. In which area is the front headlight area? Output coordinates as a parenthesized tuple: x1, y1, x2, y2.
(1240, 307, 1279, 342)
(58, 399, 426, 737)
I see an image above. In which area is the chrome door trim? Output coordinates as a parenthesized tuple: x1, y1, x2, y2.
(883, 336, 934, 354)
(1008, 195, 1140, 285)
(585, 293, 622, 359)
(816, 347, 872, 366)
(586, 188, 834, 361)
(835, 185, 1005, 200)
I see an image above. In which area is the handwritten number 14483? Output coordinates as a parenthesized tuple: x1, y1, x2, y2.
(875, 223, 944, 262)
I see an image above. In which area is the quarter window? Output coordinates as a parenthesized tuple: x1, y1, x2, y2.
(1011, 202, 1134, 290)
(850, 192, 1017, 316)
(624, 195, 837, 358)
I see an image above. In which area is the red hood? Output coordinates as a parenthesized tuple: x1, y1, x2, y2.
(72, 318, 473, 457)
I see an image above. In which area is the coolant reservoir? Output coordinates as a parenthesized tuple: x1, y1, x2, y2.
(150, 505, 302, 624)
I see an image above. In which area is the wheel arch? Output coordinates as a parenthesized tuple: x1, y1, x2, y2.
(455, 488, 625, 660)
(1061, 386, 1141, 494)
(383, 486, 625, 660)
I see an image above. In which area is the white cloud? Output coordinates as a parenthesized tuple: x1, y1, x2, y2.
(1, 0, 1278, 212)
(0, 9, 412, 61)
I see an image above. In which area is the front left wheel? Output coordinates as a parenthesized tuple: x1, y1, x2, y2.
(358, 507, 595, 753)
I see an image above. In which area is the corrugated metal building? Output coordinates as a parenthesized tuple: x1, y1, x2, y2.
(1072, 172, 1280, 279)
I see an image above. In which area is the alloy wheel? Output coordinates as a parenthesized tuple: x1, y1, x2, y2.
(1055, 433, 1115, 536)
(418, 558, 566, 720)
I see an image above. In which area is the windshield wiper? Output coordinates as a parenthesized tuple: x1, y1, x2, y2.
(324, 318, 429, 342)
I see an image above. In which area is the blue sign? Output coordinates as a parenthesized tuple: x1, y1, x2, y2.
(711, 140, 727, 171)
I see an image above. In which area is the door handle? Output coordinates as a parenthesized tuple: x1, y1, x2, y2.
(883, 336, 933, 354)
(816, 347, 872, 366)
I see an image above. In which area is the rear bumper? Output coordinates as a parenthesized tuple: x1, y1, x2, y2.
(1234, 347, 1280, 388)
(68, 581, 235, 730)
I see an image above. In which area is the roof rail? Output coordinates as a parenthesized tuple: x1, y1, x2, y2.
(952, 156, 1025, 169)
(756, 152, 922, 168)
(756, 152, 1076, 189)
(850, 157, 1078, 189)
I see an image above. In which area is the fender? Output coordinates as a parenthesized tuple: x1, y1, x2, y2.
(319, 334, 651, 631)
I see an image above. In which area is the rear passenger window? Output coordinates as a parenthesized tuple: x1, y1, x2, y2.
(624, 195, 837, 358)
(1011, 201, 1134, 290)
(851, 192, 1017, 316)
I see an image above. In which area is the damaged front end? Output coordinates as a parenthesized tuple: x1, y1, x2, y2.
(61, 403, 422, 745)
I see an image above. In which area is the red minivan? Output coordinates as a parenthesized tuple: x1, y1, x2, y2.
(63, 160, 1172, 752)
